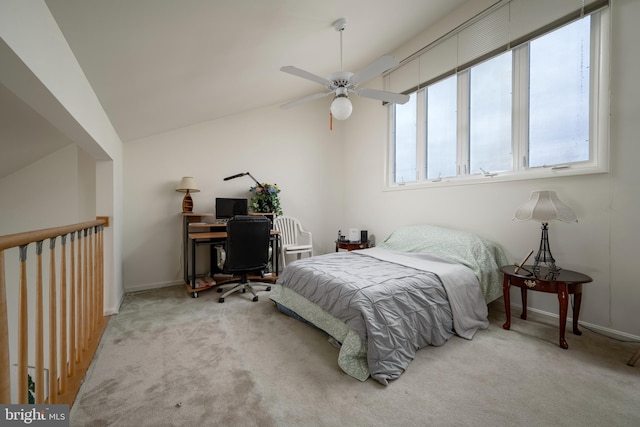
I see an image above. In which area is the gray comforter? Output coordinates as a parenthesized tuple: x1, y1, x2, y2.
(274, 247, 489, 385)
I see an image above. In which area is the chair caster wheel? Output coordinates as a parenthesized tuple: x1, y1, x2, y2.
(218, 298, 225, 303)
(252, 296, 259, 302)
(217, 288, 222, 293)
(266, 286, 271, 291)
(242, 288, 246, 293)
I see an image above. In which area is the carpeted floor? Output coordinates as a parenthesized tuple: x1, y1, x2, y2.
(70, 284, 640, 427)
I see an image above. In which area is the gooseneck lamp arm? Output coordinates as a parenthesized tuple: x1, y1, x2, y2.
(223, 172, 261, 186)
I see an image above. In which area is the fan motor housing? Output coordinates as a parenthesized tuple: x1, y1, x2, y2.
(328, 71, 354, 89)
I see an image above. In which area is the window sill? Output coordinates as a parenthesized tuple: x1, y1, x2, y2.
(386, 164, 608, 191)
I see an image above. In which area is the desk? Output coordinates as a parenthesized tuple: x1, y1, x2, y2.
(500, 265, 592, 349)
(187, 229, 280, 298)
(180, 212, 215, 284)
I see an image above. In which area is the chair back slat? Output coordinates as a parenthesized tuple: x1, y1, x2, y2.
(274, 217, 299, 246)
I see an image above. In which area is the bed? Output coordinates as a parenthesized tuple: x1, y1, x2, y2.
(269, 225, 509, 385)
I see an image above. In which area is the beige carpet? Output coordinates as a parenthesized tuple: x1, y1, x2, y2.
(70, 284, 640, 427)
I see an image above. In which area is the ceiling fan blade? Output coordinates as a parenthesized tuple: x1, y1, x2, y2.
(356, 88, 410, 105)
(280, 66, 332, 87)
(350, 55, 399, 86)
(280, 92, 332, 109)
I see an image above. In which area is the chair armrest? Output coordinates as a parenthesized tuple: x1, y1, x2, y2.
(298, 230, 312, 246)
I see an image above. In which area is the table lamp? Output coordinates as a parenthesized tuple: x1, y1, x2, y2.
(513, 190, 577, 274)
(176, 176, 200, 212)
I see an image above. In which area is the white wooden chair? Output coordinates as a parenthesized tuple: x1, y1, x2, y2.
(273, 216, 313, 270)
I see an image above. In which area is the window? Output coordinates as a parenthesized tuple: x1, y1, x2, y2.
(389, 8, 608, 187)
(394, 93, 417, 183)
(468, 51, 512, 175)
(426, 76, 457, 179)
(528, 17, 591, 167)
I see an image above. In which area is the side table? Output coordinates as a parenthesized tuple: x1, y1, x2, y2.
(500, 265, 592, 349)
(335, 240, 371, 251)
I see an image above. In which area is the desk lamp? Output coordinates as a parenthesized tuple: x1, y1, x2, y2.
(176, 176, 200, 212)
(513, 190, 577, 274)
(223, 172, 261, 186)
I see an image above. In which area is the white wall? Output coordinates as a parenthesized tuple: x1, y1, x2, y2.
(0, 145, 90, 234)
(607, 0, 640, 339)
(341, 0, 640, 339)
(123, 103, 345, 291)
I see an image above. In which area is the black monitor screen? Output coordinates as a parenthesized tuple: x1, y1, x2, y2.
(215, 198, 248, 219)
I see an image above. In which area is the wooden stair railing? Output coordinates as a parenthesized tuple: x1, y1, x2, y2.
(0, 219, 108, 405)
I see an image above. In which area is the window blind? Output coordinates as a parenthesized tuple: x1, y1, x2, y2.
(386, 0, 609, 95)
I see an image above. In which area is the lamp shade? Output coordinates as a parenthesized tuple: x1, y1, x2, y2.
(175, 176, 200, 193)
(330, 96, 352, 120)
(513, 190, 577, 223)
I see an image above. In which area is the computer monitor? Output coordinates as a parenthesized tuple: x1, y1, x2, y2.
(215, 197, 248, 220)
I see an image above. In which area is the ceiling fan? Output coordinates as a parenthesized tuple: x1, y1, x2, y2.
(280, 18, 410, 120)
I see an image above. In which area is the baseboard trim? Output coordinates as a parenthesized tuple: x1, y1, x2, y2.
(125, 279, 184, 294)
(103, 292, 127, 316)
(509, 303, 640, 342)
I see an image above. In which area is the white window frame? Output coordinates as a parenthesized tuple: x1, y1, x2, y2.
(386, 8, 610, 190)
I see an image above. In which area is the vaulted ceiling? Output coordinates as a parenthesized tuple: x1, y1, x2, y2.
(1, 0, 467, 178)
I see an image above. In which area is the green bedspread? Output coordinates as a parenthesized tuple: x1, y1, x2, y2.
(378, 224, 508, 303)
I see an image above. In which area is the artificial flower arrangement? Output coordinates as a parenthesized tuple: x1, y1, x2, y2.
(249, 183, 283, 216)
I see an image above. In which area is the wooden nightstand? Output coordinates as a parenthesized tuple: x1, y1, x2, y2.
(500, 265, 592, 349)
(335, 240, 371, 252)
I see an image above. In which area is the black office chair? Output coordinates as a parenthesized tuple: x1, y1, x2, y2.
(216, 215, 272, 303)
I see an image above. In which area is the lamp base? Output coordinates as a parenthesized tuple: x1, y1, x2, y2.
(182, 190, 193, 213)
(532, 222, 560, 275)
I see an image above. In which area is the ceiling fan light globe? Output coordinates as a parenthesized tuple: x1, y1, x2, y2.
(331, 97, 352, 120)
